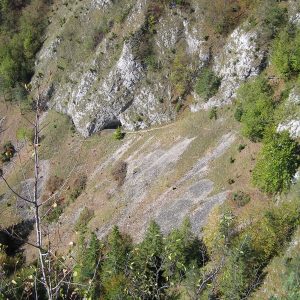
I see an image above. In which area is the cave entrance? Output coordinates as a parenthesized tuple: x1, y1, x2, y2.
(103, 119, 122, 130)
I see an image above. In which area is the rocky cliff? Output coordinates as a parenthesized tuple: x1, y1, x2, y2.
(31, 0, 299, 137)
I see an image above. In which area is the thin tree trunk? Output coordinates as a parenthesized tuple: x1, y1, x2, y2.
(33, 91, 53, 300)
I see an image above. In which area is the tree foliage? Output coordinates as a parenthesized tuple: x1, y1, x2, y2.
(195, 68, 221, 101)
(252, 131, 300, 194)
(101, 226, 131, 298)
(236, 76, 274, 142)
(0, 0, 49, 93)
(271, 27, 300, 78)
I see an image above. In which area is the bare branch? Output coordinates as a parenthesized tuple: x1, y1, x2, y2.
(0, 175, 34, 204)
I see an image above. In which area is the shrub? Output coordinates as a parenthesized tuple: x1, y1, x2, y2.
(291, 30, 300, 73)
(46, 175, 63, 195)
(236, 77, 274, 142)
(113, 127, 125, 140)
(1, 142, 15, 162)
(12, 83, 28, 103)
(176, 102, 183, 113)
(0, 56, 19, 89)
(199, 0, 243, 34)
(70, 174, 87, 201)
(129, 221, 165, 298)
(228, 178, 235, 185)
(44, 205, 64, 223)
(255, 0, 288, 39)
(111, 161, 127, 187)
(74, 232, 101, 297)
(195, 68, 220, 101)
(271, 29, 293, 78)
(209, 107, 218, 120)
(271, 28, 300, 78)
(144, 54, 160, 71)
(234, 104, 243, 122)
(133, 0, 164, 64)
(217, 198, 300, 299)
(170, 49, 191, 96)
(232, 191, 250, 207)
(146, 0, 165, 24)
(218, 247, 250, 300)
(279, 254, 300, 299)
(252, 131, 300, 194)
(248, 199, 300, 263)
(238, 144, 246, 152)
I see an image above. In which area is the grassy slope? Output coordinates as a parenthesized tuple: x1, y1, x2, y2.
(0, 102, 265, 254)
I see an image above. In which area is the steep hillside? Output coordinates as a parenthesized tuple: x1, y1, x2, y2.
(31, 0, 269, 136)
(0, 0, 300, 299)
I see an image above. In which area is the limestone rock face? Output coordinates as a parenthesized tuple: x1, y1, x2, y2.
(191, 24, 265, 112)
(278, 120, 300, 138)
(59, 42, 144, 137)
(277, 88, 300, 138)
(30, 0, 190, 135)
(288, 88, 300, 105)
(289, 0, 300, 26)
(119, 85, 175, 131)
(91, 0, 112, 9)
(31, 0, 274, 136)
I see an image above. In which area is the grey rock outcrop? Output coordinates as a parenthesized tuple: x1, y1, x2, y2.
(32, 0, 268, 136)
(277, 88, 300, 138)
(191, 24, 265, 111)
(278, 120, 300, 138)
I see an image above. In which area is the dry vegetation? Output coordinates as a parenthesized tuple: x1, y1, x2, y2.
(111, 160, 128, 187)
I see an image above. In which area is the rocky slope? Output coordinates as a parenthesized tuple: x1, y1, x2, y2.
(30, 0, 283, 137)
(1, 0, 300, 256)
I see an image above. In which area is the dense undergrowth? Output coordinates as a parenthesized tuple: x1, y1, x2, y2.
(0, 0, 50, 102)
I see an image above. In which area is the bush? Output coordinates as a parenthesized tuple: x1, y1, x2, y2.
(209, 106, 218, 120)
(70, 174, 87, 201)
(111, 161, 127, 187)
(232, 191, 250, 207)
(236, 77, 274, 142)
(170, 49, 191, 96)
(176, 102, 183, 113)
(74, 232, 101, 298)
(234, 104, 243, 122)
(44, 205, 64, 223)
(46, 175, 63, 195)
(144, 54, 160, 71)
(199, 0, 243, 34)
(1, 142, 15, 162)
(271, 28, 300, 78)
(113, 127, 125, 140)
(252, 131, 300, 194)
(238, 144, 246, 152)
(255, 0, 288, 39)
(247, 200, 300, 264)
(216, 198, 300, 299)
(278, 254, 300, 299)
(218, 247, 250, 300)
(195, 68, 221, 101)
(271, 29, 293, 78)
